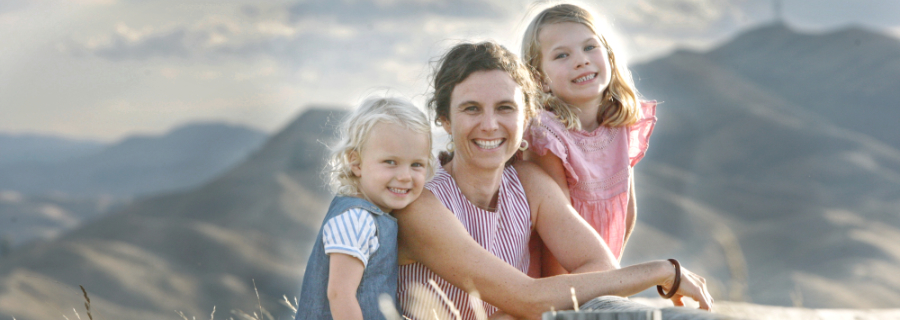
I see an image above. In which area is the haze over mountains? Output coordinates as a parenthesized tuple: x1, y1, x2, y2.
(0, 122, 267, 198)
(0, 134, 104, 167)
(0, 23, 898, 319)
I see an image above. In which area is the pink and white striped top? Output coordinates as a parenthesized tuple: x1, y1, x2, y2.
(398, 164, 532, 319)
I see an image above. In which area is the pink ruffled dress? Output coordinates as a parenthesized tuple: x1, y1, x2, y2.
(525, 101, 657, 259)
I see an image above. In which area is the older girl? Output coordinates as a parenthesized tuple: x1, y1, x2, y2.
(522, 3, 657, 275)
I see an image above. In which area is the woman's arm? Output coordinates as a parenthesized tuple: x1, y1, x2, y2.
(327, 254, 365, 320)
(514, 161, 619, 274)
(396, 190, 712, 319)
(523, 148, 570, 201)
(523, 148, 574, 277)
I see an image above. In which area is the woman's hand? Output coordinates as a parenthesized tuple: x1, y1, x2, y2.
(487, 310, 518, 320)
(659, 263, 714, 311)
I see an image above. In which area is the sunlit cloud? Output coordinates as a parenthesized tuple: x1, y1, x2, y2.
(624, 0, 748, 30)
(3, 0, 898, 141)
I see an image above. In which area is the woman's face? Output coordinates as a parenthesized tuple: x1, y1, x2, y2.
(443, 69, 527, 170)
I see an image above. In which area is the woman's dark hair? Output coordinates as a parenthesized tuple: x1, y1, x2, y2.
(427, 41, 540, 164)
(428, 41, 540, 126)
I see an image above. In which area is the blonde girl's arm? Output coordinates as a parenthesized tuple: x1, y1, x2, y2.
(327, 253, 365, 320)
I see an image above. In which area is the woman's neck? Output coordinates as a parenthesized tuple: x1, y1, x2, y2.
(444, 158, 503, 212)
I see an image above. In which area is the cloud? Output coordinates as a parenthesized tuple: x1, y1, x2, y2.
(623, 0, 747, 31)
(69, 0, 523, 64)
(286, 0, 505, 24)
(93, 26, 191, 60)
(0, 0, 29, 14)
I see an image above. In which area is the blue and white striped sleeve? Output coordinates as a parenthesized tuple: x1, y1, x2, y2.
(322, 208, 379, 267)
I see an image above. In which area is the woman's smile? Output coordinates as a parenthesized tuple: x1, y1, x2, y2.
(473, 138, 504, 150)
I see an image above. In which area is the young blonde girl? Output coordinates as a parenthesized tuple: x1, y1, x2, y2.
(522, 3, 657, 276)
(296, 96, 434, 320)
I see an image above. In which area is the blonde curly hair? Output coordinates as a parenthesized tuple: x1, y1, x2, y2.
(326, 96, 434, 196)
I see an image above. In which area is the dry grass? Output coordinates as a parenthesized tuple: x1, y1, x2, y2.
(79, 285, 93, 320)
(62, 283, 571, 320)
(49, 284, 900, 320)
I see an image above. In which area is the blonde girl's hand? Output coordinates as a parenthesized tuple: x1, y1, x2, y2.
(658, 260, 714, 311)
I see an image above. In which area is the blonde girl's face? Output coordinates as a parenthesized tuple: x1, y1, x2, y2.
(538, 22, 612, 108)
(443, 69, 527, 171)
(350, 122, 431, 213)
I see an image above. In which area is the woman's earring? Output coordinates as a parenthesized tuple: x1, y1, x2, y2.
(446, 138, 455, 152)
(519, 139, 529, 151)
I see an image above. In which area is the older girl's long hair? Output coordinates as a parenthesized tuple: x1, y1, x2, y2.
(522, 3, 641, 130)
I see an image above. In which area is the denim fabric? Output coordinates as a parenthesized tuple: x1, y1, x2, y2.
(296, 196, 399, 320)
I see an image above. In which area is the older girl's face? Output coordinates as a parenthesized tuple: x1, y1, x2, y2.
(443, 69, 527, 170)
(539, 22, 611, 108)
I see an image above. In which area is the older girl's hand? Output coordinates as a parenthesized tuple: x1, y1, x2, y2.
(658, 262, 714, 311)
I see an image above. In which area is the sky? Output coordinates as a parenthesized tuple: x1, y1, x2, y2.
(2, 0, 899, 142)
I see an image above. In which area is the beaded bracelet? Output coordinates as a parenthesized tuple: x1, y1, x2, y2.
(657, 258, 681, 299)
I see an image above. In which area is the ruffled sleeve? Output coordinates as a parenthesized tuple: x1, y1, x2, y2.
(628, 100, 658, 167)
(525, 111, 580, 183)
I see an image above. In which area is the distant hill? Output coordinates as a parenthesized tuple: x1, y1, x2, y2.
(0, 191, 124, 251)
(0, 122, 267, 198)
(623, 24, 900, 308)
(0, 133, 104, 166)
(0, 108, 346, 319)
(704, 23, 900, 150)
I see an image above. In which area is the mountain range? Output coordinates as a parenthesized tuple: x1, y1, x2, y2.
(0, 23, 898, 319)
(0, 108, 343, 319)
(0, 122, 267, 198)
(622, 23, 900, 308)
(0, 134, 104, 167)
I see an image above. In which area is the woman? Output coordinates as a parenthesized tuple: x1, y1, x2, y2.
(395, 41, 712, 320)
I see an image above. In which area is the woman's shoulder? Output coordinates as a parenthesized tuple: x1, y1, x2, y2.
(511, 161, 555, 191)
(395, 188, 442, 216)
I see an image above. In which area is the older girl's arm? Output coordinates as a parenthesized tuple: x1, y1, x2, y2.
(623, 169, 637, 257)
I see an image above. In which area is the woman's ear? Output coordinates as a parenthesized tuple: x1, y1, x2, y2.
(349, 150, 362, 177)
